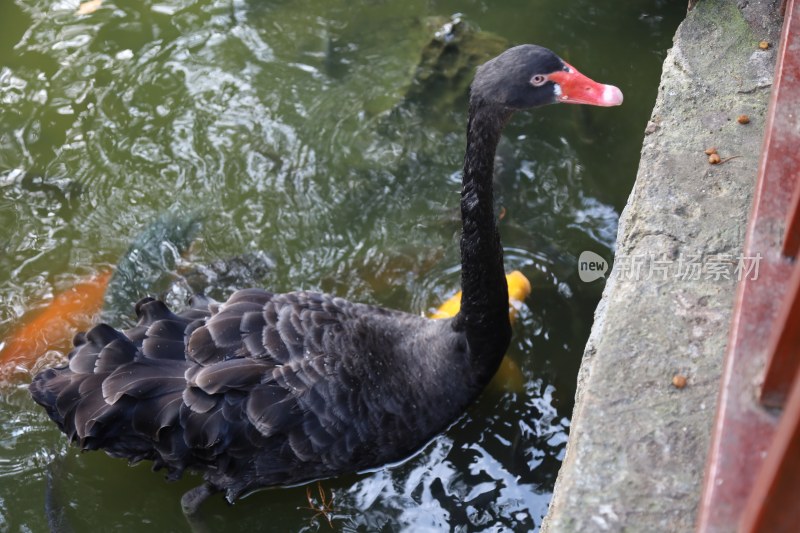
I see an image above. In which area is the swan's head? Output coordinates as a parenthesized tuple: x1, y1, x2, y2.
(471, 45, 623, 110)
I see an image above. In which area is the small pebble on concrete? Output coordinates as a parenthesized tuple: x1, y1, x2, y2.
(672, 374, 688, 389)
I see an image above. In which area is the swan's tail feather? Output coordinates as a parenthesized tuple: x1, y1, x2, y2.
(29, 297, 209, 474)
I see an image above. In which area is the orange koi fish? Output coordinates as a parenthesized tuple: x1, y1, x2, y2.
(0, 270, 112, 365)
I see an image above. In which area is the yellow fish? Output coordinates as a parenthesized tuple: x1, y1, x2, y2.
(430, 270, 531, 392)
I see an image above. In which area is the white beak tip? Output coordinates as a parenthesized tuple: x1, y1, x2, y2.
(602, 84, 624, 106)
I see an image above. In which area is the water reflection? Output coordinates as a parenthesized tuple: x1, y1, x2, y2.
(0, 0, 682, 530)
(295, 377, 564, 531)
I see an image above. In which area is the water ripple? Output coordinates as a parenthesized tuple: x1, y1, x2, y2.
(0, 0, 683, 530)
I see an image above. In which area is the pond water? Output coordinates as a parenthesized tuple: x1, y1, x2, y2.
(0, 0, 683, 530)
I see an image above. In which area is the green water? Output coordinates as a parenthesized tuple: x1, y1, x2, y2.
(0, 0, 682, 530)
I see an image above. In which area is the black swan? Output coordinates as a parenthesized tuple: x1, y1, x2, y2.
(30, 44, 622, 514)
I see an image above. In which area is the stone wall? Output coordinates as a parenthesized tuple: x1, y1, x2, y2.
(541, 1, 783, 531)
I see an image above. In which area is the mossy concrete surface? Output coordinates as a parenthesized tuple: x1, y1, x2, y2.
(541, 1, 783, 531)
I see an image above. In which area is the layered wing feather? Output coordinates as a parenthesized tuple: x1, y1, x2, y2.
(31, 288, 443, 501)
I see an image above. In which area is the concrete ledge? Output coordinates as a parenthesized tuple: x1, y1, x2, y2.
(542, 1, 782, 531)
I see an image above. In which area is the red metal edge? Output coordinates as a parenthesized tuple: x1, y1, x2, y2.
(739, 357, 800, 532)
(696, 0, 800, 531)
(761, 259, 800, 407)
(780, 183, 800, 256)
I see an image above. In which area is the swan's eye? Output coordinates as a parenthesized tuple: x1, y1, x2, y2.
(530, 74, 548, 87)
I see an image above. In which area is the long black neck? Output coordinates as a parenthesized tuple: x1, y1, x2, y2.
(455, 97, 513, 375)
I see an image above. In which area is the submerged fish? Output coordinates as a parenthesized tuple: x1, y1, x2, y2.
(0, 271, 112, 366)
(1, 212, 202, 370)
(101, 212, 202, 327)
(430, 270, 531, 322)
(430, 270, 531, 393)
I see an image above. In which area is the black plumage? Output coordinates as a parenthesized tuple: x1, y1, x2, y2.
(29, 45, 622, 513)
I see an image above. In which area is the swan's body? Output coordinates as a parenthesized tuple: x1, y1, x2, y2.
(30, 45, 621, 512)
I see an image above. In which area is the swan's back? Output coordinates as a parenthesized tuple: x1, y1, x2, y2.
(30, 289, 477, 502)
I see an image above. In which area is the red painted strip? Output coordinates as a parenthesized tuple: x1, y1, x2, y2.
(761, 260, 800, 407)
(696, 0, 800, 530)
(781, 184, 800, 256)
(740, 360, 800, 532)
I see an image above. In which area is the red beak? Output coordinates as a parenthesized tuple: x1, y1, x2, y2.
(547, 62, 623, 107)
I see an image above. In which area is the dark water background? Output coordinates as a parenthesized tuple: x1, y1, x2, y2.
(0, 0, 682, 530)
